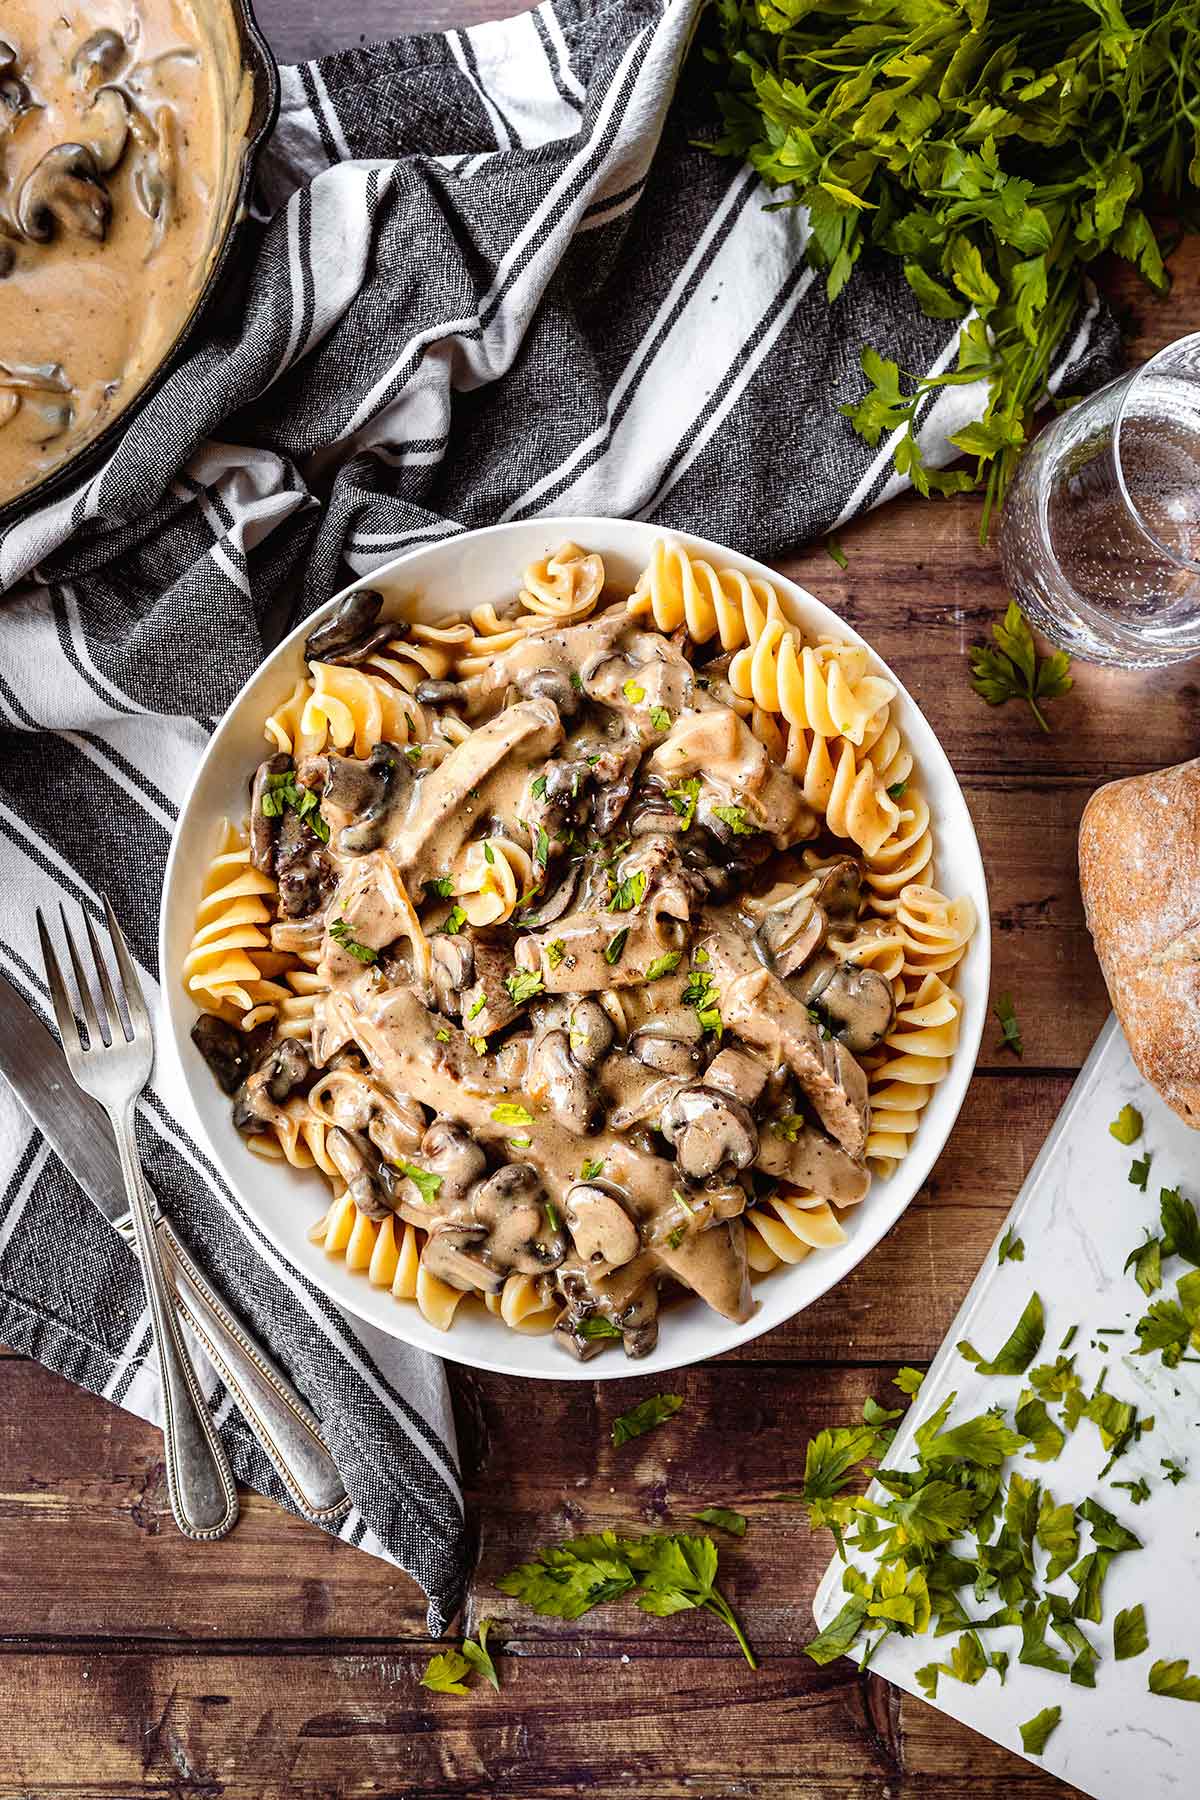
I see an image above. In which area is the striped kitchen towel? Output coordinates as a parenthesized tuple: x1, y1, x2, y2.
(0, 0, 1118, 1631)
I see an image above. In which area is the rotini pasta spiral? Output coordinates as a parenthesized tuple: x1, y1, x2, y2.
(823, 737, 903, 858)
(453, 836, 537, 927)
(183, 823, 291, 1018)
(518, 542, 605, 624)
(865, 972, 962, 1172)
(744, 1192, 849, 1273)
(306, 1196, 469, 1330)
(729, 624, 894, 747)
(894, 884, 977, 976)
(629, 536, 802, 650)
(863, 789, 934, 910)
(484, 1274, 561, 1334)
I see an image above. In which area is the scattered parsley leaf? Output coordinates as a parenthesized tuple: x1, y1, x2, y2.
(1019, 1705, 1062, 1757)
(971, 604, 1071, 732)
(804, 1596, 869, 1666)
(612, 1394, 684, 1447)
(1109, 1104, 1143, 1146)
(958, 1293, 1045, 1378)
(328, 918, 378, 964)
(439, 904, 467, 936)
(491, 1102, 533, 1127)
(460, 1619, 500, 1692)
(825, 533, 848, 570)
(887, 778, 907, 800)
(1111, 1476, 1151, 1505)
(471, 1035, 488, 1056)
(993, 993, 1023, 1057)
(650, 706, 671, 731)
(1114, 1603, 1149, 1662)
(434, 1027, 450, 1043)
(690, 1507, 747, 1537)
(607, 868, 648, 912)
(395, 1160, 442, 1207)
(505, 969, 545, 1005)
(893, 1366, 924, 1395)
(665, 777, 701, 830)
(645, 950, 682, 981)
(580, 1157, 604, 1180)
(530, 774, 547, 800)
(998, 1227, 1025, 1265)
(1014, 1393, 1065, 1464)
(576, 1317, 623, 1342)
(420, 1650, 472, 1695)
(545, 938, 565, 970)
(603, 928, 629, 965)
(1161, 1457, 1187, 1485)
(1161, 1188, 1200, 1266)
(1149, 1658, 1200, 1702)
(533, 825, 551, 869)
(712, 804, 756, 836)
(467, 994, 486, 1020)
(1130, 1154, 1152, 1192)
(622, 678, 645, 704)
(1125, 1234, 1163, 1297)
(424, 876, 455, 900)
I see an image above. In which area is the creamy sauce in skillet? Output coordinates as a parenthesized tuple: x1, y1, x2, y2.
(192, 581, 898, 1360)
(0, 1, 250, 505)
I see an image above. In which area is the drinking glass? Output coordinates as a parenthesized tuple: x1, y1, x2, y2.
(999, 333, 1200, 667)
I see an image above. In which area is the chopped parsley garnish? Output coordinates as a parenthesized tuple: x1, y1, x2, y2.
(770, 1114, 804, 1143)
(482, 840, 495, 865)
(1109, 1103, 1143, 1145)
(395, 1160, 442, 1206)
(467, 994, 486, 1020)
(471, 1035, 487, 1056)
(1149, 1658, 1200, 1703)
(712, 804, 756, 836)
(509, 1135, 532, 1149)
(434, 1027, 450, 1043)
(569, 671, 583, 693)
(1018, 1706, 1061, 1757)
(887, 779, 907, 800)
(690, 1507, 747, 1537)
(682, 966, 722, 1037)
(611, 1393, 683, 1447)
(807, 1000, 834, 1040)
(603, 927, 630, 965)
(404, 745, 422, 764)
(439, 904, 468, 935)
(998, 1226, 1025, 1265)
(644, 950, 682, 981)
(424, 876, 455, 899)
(958, 1292, 1045, 1376)
(491, 1102, 533, 1126)
(622, 678, 646, 704)
(1111, 1475, 1150, 1505)
(533, 825, 551, 869)
(545, 938, 565, 970)
(505, 969, 545, 1005)
(580, 1158, 604, 1180)
(1161, 1457, 1187, 1484)
(260, 770, 330, 842)
(530, 774, 547, 800)
(1130, 1154, 1152, 1191)
(993, 993, 1023, 1057)
(607, 868, 648, 912)
(328, 918, 378, 964)
(665, 776, 701, 830)
(498, 1524, 755, 1667)
(575, 1316, 623, 1341)
(665, 1225, 686, 1249)
(544, 1200, 561, 1233)
(650, 705, 671, 731)
(1114, 1603, 1149, 1661)
(672, 1189, 695, 1217)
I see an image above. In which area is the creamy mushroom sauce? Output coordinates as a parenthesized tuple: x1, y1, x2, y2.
(0, 1, 251, 507)
(194, 591, 902, 1360)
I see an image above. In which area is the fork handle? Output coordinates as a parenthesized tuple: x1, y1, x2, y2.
(109, 1099, 239, 1540)
(156, 1219, 349, 1523)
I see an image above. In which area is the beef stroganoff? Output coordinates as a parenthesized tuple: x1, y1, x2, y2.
(186, 542, 975, 1360)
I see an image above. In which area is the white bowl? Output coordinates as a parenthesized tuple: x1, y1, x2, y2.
(160, 518, 990, 1380)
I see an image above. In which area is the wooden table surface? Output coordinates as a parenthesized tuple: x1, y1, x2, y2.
(4, 5, 1199, 1797)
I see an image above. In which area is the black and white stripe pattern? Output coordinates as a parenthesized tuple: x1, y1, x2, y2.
(0, 0, 1119, 1627)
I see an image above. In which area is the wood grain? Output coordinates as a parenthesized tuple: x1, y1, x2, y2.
(9, 6, 1200, 1799)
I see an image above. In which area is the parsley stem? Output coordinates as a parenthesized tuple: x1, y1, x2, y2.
(703, 1588, 757, 1670)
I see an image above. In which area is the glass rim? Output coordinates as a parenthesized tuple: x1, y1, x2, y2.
(1113, 330, 1200, 575)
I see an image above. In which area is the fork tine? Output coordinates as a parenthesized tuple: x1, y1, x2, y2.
(101, 893, 151, 1037)
(60, 903, 108, 1048)
(83, 906, 128, 1044)
(36, 907, 83, 1058)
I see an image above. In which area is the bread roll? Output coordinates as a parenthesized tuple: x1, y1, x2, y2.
(1079, 757, 1200, 1128)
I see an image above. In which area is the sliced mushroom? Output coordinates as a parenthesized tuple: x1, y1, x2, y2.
(703, 1046, 768, 1109)
(82, 87, 130, 174)
(421, 1224, 504, 1295)
(71, 28, 127, 91)
(249, 752, 291, 872)
(0, 41, 35, 118)
(190, 1014, 269, 1095)
(755, 891, 827, 979)
(592, 757, 637, 837)
(629, 1008, 704, 1077)
(17, 144, 111, 244)
(659, 1083, 759, 1181)
(419, 1117, 487, 1206)
(809, 856, 863, 922)
(566, 998, 614, 1070)
(414, 678, 464, 709)
(471, 1163, 566, 1274)
(430, 934, 475, 1020)
(304, 589, 393, 665)
(517, 858, 579, 928)
(324, 1126, 392, 1220)
(232, 1038, 313, 1135)
(526, 1027, 600, 1136)
(298, 741, 410, 856)
(810, 963, 896, 1054)
(275, 807, 333, 919)
(564, 1181, 639, 1271)
(515, 666, 581, 722)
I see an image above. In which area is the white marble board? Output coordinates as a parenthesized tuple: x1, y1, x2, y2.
(813, 1017, 1200, 1799)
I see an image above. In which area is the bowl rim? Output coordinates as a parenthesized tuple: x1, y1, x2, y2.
(0, 0, 280, 530)
(159, 516, 991, 1381)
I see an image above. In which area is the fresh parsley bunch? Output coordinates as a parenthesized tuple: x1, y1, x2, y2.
(707, 0, 1200, 535)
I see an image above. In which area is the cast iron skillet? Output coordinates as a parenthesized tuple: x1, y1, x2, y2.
(0, 0, 280, 532)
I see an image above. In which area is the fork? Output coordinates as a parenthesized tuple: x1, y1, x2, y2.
(37, 897, 239, 1542)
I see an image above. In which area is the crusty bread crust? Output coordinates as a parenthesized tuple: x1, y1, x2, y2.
(1079, 757, 1200, 1129)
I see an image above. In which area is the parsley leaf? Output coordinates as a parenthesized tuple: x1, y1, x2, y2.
(439, 904, 468, 936)
(1161, 1188, 1200, 1265)
(395, 1160, 442, 1207)
(420, 1650, 472, 1695)
(998, 1226, 1025, 1265)
(603, 928, 629, 965)
(1114, 1603, 1149, 1661)
(545, 938, 565, 970)
(576, 1317, 623, 1342)
(607, 868, 647, 912)
(1018, 1705, 1061, 1757)
(958, 1292, 1045, 1377)
(1161, 1457, 1187, 1485)
(690, 1507, 747, 1537)
(1130, 1154, 1152, 1192)
(580, 1157, 604, 1180)
(611, 1394, 683, 1447)
(622, 678, 645, 704)
(711, 804, 756, 836)
(491, 1102, 533, 1127)
(993, 993, 1023, 1057)
(665, 777, 701, 830)
(804, 1596, 869, 1666)
(328, 918, 378, 964)
(970, 604, 1072, 732)
(825, 533, 848, 571)
(424, 876, 455, 899)
(645, 950, 682, 981)
(505, 969, 545, 1005)
(893, 1366, 924, 1395)
(1109, 1103, 1143, 1145)
(650, 706, 671, 731)
(1149, 1658, 1200, 1702)
(461, 1619, 500, 1692)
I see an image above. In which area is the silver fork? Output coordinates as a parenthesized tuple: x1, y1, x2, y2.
(37, 897, 239, 1542)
